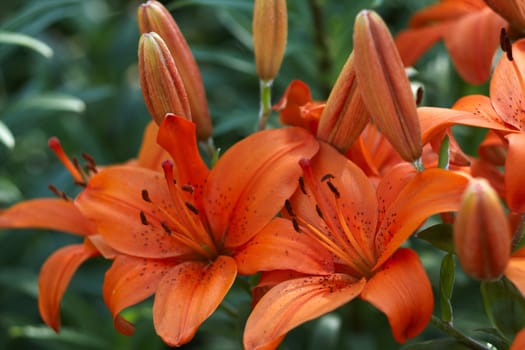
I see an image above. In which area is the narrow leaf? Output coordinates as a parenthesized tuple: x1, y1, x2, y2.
(440, 253, 455, 323)
(416, 224, 455, 253)
(0, 30, 53, 58)
(8, 325, 109, 348)
(13, 93, 86, 113)
(438, 135, 450, 169)
(401, 338, 470, 350)
(0, 120, 15, 149)
(481, 278, 525, 339)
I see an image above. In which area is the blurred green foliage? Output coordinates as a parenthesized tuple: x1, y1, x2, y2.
(0, 0, 500, 349)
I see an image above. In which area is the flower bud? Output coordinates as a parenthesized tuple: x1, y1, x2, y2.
(454, 178, 511, 281)
(138, 32, 191, 125)
(252, 0, 288, 81)
(353, 10, 422, 162)
(138, 0, 212, 140)
(317, 52, 370, 153)
(484, 0, 525, 36)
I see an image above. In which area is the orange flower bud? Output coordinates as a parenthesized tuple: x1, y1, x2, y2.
(138, 0, 212, 140)
(138, 32, 191, 125)
(484, 0, 525, 36)
(353, 10, 422, 163)
(317, 52, 370, 152)
(252, 0, 287, 81)
(454, 178, 511, 281)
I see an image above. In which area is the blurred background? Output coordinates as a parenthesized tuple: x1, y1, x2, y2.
(0, 0, 492, 349)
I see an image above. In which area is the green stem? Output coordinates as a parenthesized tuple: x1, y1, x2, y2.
(430, 316, 490, 350)
(413, 157, 425, 172)
(257, 79, 273, 131)
(512, 214, 525, 250)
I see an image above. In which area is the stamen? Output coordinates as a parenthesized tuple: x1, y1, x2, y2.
(416, 86, 424, 106)
(48, 184, 70, 201)
(284, 199, 295, 217)
(182, 184, 194, 194)
(321, 173, 335, 182)
(141, 189, 152, 202)
(48, 137, 84, 184)
(292, 217, 301, 233)
(315, 204, 324, 219)
(326, 181, 340, 198)
(298, 176, 307, 195)
(500, 27, 513, 61)
(161, 221, 172, 235)
(185, 202, 199, 215)
(140, 211, 149, 225)
(72, 157, 89, 183)
(82, 152, 98, 174)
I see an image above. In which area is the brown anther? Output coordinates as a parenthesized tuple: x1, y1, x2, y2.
(85, 164, 98, 174)
(500, 27, 514, 61)
(140, 211, 149, 225)
(185, 202, 199, 215)
(315, 204, 324, 219)
(74, 180, 87, 188)
(298, 177, 307, 195)
(181, 184, 194, 194)
(416, 86, 424, 106)
(292, 217, 301, 233)
(284, 199, 295, 217)
(161, 221, 172, 235)
(81, 152, 96, 166)
(326, 181, 340, 199)
(48, 184, 70, 201)
(141, 189, 152, 202)
(321, 173, 335, 182)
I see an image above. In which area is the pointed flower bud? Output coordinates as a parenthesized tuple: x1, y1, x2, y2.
(454, 178, 511, 281)
(252, 0, 288, 81)
(138, 0, 212, 140)
(138, 32, 191, 126)
(317, 52, 370, 152)
(484, 0, 525, 36)
(353, 10, 422, 162)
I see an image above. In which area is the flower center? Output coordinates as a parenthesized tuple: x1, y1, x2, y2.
(286, 158, 376, 278)
(138, 160, 218, 261)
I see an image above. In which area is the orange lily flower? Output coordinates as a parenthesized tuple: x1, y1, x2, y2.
(75, 114, 324, 346)
(0, 121, 166, 333)
(243, 142, 470, 349)
(510, 328, 525, 350)
(395, 0, 507, 84)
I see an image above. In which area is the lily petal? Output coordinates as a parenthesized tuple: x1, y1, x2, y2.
(490, 39, 525, 131)
(103, 255, 178, 336)
(0, 198, 95, 236)
(506, 247, 525, 296)
(77, 165, 194, 258)
(136, 121, 170, 172)
(274, 80, 320, 133)
(360, 248, 433, 343)
(505, 133, 525, 213)
(444, 7, 505, 84)
(511, 328, 525, 350)
(205, 127, 319, 247)
(234, 217, 334, 275)
(38, 239, 99, 332)
(243, 275, 366, 350)
(375, 168, 469, 267)
(157, 114, 209, 191)
(153, 255, 237, 347)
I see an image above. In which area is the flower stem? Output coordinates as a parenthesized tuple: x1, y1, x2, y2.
(430, 315, 490, 350)
(257, 79, 273, 130)
(512, 214, 525, 250)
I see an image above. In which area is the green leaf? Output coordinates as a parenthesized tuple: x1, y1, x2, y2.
(481, 278, 525, 339)
(0, 120, 15, 149)
(0, 268, 38, 298)
(440, 253, 455, 323)
(438, 134, 450, 169)
(8, 325, 109, 348)
(472, 328, 510, 350)
(0, 176, 22, 204)
(417, 224, 455, 253)
(12, 93, 86, 114)
(0, 31, 53, 58)
(401, 338, 470, 350)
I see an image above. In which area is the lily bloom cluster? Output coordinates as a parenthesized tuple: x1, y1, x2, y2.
(2, 0, 525, 349)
